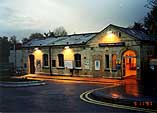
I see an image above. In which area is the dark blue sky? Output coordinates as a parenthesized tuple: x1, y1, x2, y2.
(0, 0, 150, 40)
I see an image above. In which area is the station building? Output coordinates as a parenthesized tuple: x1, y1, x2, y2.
(22, 24, 157, 80)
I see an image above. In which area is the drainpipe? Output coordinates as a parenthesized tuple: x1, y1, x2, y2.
(14, 43, 16, 73)
(49, 46, 52, 75)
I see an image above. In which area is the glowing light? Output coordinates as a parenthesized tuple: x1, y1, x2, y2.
(33, 49, 42, 56)
(101, 32, 121, 43)
(33, 49, 43, 64)
(34, 48, 39, 51)
(107, 31, 113, 34)
(123, 50, 136, 57)
(111, 93, 120, 99)
(64, 46, 70, 49)
(63, 47, 74, 60)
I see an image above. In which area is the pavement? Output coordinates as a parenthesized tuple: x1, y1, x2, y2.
(23, 74, 123, 84)
(0, 77, 45, 87)
(23, 74, 157, 111)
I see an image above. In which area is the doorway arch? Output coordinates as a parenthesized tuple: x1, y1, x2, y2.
(122, 50, 137, 78)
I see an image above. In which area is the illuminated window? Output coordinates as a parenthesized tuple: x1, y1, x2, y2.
(112, 54, 117, 69)
(52, 60, 56, 67)
(58, 54, 64, 67)
(74, 54, 81, 67)
(43, 54, 48, 66)
(105, 55, 109, 68)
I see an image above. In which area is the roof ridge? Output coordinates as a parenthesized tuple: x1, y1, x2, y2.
(109, 24, 144, 31)
(55, 32, 99, 38)
(109, 24, 127, 29)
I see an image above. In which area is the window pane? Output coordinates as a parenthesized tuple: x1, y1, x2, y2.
(43, 54, 48, 66)
(105, 55, 109, 68)
(74, 54, 81, 67)
(76, 61, 81, 67)
(95, 60, 100, 70)
(58, 54, 64, 67)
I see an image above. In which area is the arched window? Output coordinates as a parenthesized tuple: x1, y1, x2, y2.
(74, 54, 81, 67)
(43, 54, 48, 66)
(58, 54, 64, 67)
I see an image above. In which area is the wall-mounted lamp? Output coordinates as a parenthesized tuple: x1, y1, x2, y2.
(64, 46, 70, 49)
(107, 30, 113, 34)
(34, 47, 39, 51)
(63, 46, 74, 60)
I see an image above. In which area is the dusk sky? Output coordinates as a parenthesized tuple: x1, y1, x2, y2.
(0, 0, 150, 40)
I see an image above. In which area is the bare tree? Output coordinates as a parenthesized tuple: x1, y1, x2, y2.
(29, 33, 44, 40)
(53, 26, 67, 37)
(22, 37, 30, 44)
(44, 30, 55, 38)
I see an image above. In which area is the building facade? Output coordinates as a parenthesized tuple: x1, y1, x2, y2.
(22, 24, 157, 80)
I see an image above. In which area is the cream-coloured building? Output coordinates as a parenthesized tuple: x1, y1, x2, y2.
(22, 24, 157, 80)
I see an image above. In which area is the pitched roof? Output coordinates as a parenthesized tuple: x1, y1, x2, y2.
(110, 24, 157, 41)
(23, 33, 97, 47)
(23, 24, 157, 48)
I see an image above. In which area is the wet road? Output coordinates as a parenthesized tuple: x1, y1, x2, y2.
(0, 80, 142, 113)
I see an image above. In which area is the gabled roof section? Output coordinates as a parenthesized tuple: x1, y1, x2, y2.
(23, 24, 157, 48)
(109, 24, 156, 41)
(23, 33, 97, 47)
(23, 37, 58, 47)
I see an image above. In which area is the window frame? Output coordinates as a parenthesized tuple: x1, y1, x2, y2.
(43, 54, 49, 67)
(105, 54, 109, 69)
(74, 53, 81, 68)
(58, 54, 64, 67)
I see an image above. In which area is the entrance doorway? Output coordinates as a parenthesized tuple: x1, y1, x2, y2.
(29, 55, 35, 74)
(122, 50, 136, 78)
